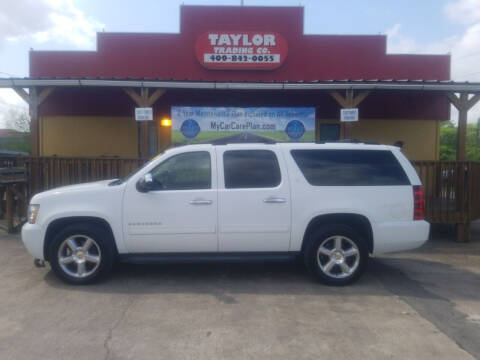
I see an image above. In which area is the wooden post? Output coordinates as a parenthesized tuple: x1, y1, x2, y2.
(30, 87, 40, 156)
(457, 93, 468, 161)
(140, 88, 150, 158)
(445, 92, 480, 242)
(329, 90, 370, 139)
(446, 92, 480, 161)
(5, 186, 13, 233)
(456, 223, 471, 243)
(10, 184, 26, 218)
(0, 187, 4, 219)
(123, 88, 166, 158)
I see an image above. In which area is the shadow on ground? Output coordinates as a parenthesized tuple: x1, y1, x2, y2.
(42, 254, 480, 302)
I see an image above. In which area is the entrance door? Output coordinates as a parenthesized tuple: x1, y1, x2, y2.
(123, 149, 217, 253)
(216, 147, 291, 252)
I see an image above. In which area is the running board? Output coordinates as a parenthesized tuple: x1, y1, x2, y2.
(118, 252, 300, 265)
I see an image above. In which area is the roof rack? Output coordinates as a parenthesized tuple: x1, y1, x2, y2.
(315, 139, 380, 145)
(363, 141, 380, 145)
(334, 139, 362, 143)
(194, 138, 382, 146)
(316, 138, 360, 144)
(204, 134, 277, 145)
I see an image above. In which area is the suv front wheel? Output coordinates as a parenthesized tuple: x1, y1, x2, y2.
(47, 223, 115, 285)
(305, 224, 368, 285)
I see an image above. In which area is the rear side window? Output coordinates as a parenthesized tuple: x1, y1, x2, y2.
(224, 150, 281, 188)
(290, 150, 410, 186)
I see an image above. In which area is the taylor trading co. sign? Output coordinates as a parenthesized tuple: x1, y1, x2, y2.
(171, 107, 315, 146)
(195, 31, 288, 70)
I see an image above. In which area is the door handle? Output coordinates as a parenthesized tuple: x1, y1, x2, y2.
(263, 197, 286, 204)
(189, 199, 213, 205)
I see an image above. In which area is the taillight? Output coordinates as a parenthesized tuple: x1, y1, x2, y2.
(413, 185, 424, 221)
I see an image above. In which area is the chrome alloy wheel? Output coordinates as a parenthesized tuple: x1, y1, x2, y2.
(57, 235, 102, 278)
(316, 235, 360, 279)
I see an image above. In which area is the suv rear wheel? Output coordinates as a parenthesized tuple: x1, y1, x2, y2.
(305, 224, 368, 285)
(47, 223, 115, 285)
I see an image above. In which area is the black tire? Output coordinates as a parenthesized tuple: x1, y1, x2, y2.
(304, 224, 368, 286)
(47, 222, 115, 285)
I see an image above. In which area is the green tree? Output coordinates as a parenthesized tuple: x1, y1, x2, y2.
(440, 119, 480, 161)
(439, 121, 457, 160)
(0, 109, 31, 154)
(5, 108, 30, 133)
(465, 120, 480, 161)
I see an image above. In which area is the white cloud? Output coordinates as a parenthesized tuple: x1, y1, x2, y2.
(386, 24, 455, 55)
(444, 0, 480, 25)
(0, 89, 28, 128)
(386, 0, 480, 123)
(386, 24, 418, 53)
(0, 0, 103, 127)
(0, 89, 25, 106)
(0, 0, 104, 48)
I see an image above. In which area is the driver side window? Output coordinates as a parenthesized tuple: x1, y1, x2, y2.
(150, 151, 211, 190)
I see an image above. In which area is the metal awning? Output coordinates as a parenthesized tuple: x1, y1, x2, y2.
(3, 77, 479, 162)
(1, 78, 480, 92)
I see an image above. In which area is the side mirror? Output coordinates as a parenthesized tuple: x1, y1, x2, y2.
(136, 173, 160, 193)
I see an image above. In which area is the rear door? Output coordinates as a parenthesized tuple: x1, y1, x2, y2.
(286, 147, 414, 252)
(216, 146, 291, 252)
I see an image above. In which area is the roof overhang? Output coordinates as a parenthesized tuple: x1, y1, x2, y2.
(1, 78, 480, 93)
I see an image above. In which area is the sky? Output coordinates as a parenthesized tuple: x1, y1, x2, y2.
(1, 0, 480, 125)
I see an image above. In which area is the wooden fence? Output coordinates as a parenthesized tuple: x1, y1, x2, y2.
(0, 157, 146, 231)
(413, 161, 480, 224)
(0, 157, 479, 233)
(26, 157, 146, 196)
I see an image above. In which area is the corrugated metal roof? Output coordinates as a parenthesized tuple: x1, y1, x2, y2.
(0, 77, 479, 92)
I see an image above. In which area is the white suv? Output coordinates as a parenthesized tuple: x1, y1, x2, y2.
(22, 143, 429, 285)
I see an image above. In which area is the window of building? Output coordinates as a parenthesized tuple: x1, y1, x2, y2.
(150, 151, 211, 190)
(290, 149, 410, 186)
(223, 150, 281, 189)
(319, 124, 340, 142)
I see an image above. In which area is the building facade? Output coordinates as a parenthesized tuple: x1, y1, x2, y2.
(30, 5, 450, 160)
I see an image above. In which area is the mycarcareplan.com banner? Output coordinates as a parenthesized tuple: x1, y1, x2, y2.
(171, 106, 315, 145)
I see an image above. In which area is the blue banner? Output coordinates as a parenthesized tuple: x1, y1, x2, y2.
(171, 106, 315, 145)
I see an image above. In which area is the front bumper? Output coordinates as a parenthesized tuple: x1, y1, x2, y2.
(21, 223, 45, 260)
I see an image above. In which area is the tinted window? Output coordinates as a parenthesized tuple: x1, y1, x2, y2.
(224, 150, 281, 189)
(319, 124, 340, 141)
(150, 151, 211, 190)
(291, 150, 410, 186)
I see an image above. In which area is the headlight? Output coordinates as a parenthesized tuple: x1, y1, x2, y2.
(28, 204, 40, 224)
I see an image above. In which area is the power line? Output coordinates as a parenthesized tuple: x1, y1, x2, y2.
(454, 51, 480, 62)
(0, 71, 22, 78)
(455, 70, 480, 78)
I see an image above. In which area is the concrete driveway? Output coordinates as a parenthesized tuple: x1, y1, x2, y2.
(0, 224, 479, 360)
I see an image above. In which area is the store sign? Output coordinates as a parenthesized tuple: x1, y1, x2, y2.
(171, 106, 315, 146)
(340, 108, 359, 122)
(195, 31, 288, 70)
(135, 107, 153, 121)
